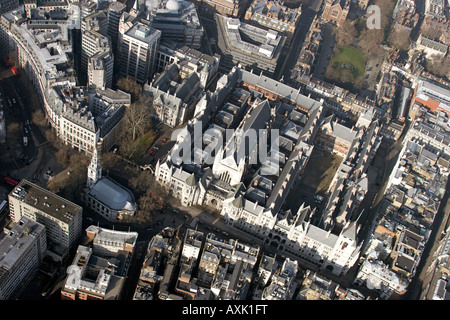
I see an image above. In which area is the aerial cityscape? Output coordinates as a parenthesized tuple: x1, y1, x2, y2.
(0, 0, 450, 304)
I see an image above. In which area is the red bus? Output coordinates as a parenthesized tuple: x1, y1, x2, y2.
(3, 177, 18, 187)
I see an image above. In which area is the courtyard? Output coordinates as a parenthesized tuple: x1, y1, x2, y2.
(284, 147, 343, 212)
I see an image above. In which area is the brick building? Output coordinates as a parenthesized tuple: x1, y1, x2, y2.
(321, 0, 349, 27)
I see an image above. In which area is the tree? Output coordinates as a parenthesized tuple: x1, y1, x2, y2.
(339, 68, 355, 84)
(116, 77, 142, 102)
(7, 122, 20, 137)
(388, 29, 411, 51)
(359, 28, 384, 55)
(335, 20, 358, 46)
(425, 55, 450, 79)
(100, 152, 121, 172)
(121, 93, 153, 142)
(420, 27, 443, 42)
(55, 148, 70, 167)
(47, 153, 89, 202)
(31, 109, 47, 127)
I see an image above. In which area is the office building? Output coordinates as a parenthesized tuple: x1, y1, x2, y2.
(148, 0, 204, 49)
(81, 11, 113, 85)
(0, 0, 19, 15)
(119, 20, 161, 83)
(0, 217, 46, 300)
(8, 179, 83, 253)
(88, 50, 114, 89)
(215, 14, 285, 77)
(143, 62, 203, 127)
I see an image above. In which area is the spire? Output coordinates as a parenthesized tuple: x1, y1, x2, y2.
(87, 147, 102, 188)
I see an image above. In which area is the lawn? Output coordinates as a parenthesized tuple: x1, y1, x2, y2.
(128, 129, 157, 164)
(331, 45, 366, 78)
(300, 148, 343, 194)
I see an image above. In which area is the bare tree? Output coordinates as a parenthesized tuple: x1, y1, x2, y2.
(388, 29, 411, 51)
(335, 20, 357, 46)
(420, 26, 443, 42)
(100, 152, 121, 172)
(7, 122, 20, 137)
(31, 109, 47, 127)
(116, 77, 142, 102)
(121, 94, 153, 141)
(55, 148, 70, 167)
(425, 55, 450, 79)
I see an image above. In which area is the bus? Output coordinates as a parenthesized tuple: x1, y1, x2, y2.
(10, 66, 18, 76)
(3, 177, 18, 187)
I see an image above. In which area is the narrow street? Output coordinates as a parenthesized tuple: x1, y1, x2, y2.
(275, 0, 322, 81)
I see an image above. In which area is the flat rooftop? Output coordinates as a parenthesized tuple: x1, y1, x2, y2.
(9, 179, 82, 223)
(0, 217, 45, 280)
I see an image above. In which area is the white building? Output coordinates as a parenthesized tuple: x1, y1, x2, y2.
(82, 148, 137, 222)
(354, 258, 408, 299)
(154, 67, 363, 276)
(0, 217, 47, 300)
(85, 225, 138, 258)
(88, 47, 114, 90)
(119, 20, 161, 83)
(81, 11, 112, 81)
(144, 62, 203, 127)
(8, 180, 83, 252)
(61, 245, 126, 300)
(1, 9, 127, 156)
(261, 258, 298, 300)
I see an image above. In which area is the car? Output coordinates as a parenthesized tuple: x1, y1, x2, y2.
(314, 195, 324, 203)
(172, 209, 179, 214)
(12, 98, 16, 104)
(24, 127, 29, 134)
(161, 138, 167, 142)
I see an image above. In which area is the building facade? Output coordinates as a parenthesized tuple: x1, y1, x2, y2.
(154, 67, 364, 276)
(8, 179, 83, 252)
(0, 217, 47, 300)
(119, 20, 161, 83)
(321, 0, 349, 27)
(143, 62, 203, 127)
(82, 148, 137, 222)
(244, 0, 302, 40)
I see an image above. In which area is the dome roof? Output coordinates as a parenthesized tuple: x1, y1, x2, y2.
(166, 0, 180, 11)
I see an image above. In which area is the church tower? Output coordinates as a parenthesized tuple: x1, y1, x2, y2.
(87, 147, 102, 188)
